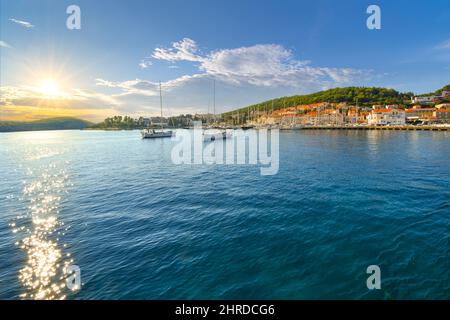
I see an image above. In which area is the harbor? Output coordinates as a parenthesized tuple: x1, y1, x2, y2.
(277, 125, 450, 131)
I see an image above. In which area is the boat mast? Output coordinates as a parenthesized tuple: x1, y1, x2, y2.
(213, 79, 216, 124)
(159, 81, 163, 130)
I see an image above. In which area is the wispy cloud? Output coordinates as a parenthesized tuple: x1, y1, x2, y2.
(9, 18, 34, 28)
(139, 57, 153, 69)
(0, 85, 119, 113)
(0, 40, 12, 49)
(91, 38, 374, 116)
(96, 78, 159, 96)
(149, 38, 370, 88)
(152, 38, 202, 62)
(139, 61, 152, 69)
(1, 38, 372, 120)
(435, 39, 450, 50)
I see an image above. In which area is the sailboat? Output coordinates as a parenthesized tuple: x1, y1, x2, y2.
(203, 79, 232, 142)
(141, 82, 173, 139)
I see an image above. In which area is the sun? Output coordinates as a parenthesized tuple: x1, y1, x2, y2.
(38, 79, 61, 98)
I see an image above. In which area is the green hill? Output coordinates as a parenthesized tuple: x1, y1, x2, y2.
(223, 84, 450, 119)
(418, 84, 450, 97)
(0, 117, 93, 132)
(223, 87, 415, 119)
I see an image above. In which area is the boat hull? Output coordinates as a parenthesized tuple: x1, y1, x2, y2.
(203, 131, 232, 142)
(141, 131, 173, 139)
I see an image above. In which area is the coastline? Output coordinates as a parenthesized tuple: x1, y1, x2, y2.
(2, 125, 450, 133)
(278, 125, 450, 131)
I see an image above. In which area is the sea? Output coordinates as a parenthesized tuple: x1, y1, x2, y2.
(0, 129, 448, 299)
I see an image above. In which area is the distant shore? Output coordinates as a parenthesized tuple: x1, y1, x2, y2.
(2, 124, 449, 133)
(277, 125, 450, 131)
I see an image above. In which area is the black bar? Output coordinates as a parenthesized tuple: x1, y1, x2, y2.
(0, 300, 445, 318)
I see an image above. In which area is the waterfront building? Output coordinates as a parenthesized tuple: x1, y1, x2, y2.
(405, 107, 436, 122)
(433, 108, 450, 121)
(367, 108, 406, 125)
(346, 107, 368, 124)
(300, 109, 344, 126)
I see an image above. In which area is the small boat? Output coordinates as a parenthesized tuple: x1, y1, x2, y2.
(141, 82, 173, 139)
(203, 130, 232, 142)
(141, 128, 173, 139)
(202, 80, 233, 142)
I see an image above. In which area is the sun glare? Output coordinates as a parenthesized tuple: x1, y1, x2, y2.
(39, 79, 60, 98)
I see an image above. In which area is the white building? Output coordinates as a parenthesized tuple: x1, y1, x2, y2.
(411, 90, 449, 104)
(411, 96, 440, 104)
(367, 108, 406, 125)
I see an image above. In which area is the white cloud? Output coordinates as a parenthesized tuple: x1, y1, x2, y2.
(139, 58, 152, 69)
(96, 78, 159, 96)
(93, 38, 372, 116)
(200, 44, 294, 85)
(148, 39, 370, 88)
(70, 88, 120, 107)
(152, 38, 202, 62)
(96, 74, 212, 96)
(9, 18, 34, 28)
(435, 39, 450, 50)
(0, 40, 12, 48)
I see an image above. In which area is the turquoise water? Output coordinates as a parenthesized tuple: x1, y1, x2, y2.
(0, 129, 449, 299)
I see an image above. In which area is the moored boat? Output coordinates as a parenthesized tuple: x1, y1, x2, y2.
(141, 82, 173, 139)
(141, 129, 173, 139)
(203, 130, 232, 142)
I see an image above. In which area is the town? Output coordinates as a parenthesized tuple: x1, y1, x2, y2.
(225, 90, 450, 129)
(92, 87, 450, 130)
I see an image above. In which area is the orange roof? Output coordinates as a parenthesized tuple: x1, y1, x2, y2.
(372, 109, 391, 113)
(372, 108, 404, 113)
(406, 108, 436, 112)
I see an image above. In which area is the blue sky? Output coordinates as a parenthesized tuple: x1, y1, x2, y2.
(1, 0, 449, 121)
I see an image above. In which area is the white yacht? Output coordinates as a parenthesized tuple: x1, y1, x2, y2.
(141, 82, 173, 139)
(141, 128, 173, 139)
(202, 80, 232, 142)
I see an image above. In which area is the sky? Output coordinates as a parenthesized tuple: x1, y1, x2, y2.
(1, 0, 449, 121)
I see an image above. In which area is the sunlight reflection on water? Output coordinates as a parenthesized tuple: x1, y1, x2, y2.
(9, 135, 74, 300)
